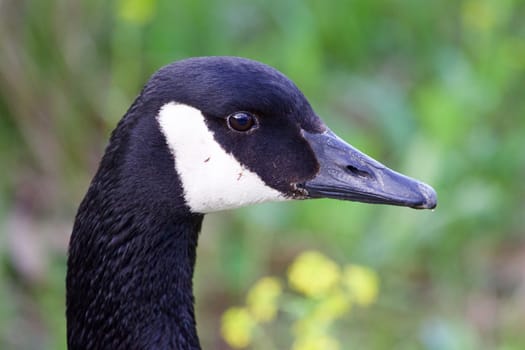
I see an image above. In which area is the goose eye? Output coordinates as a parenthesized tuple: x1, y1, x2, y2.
(227, 112, 257, 132)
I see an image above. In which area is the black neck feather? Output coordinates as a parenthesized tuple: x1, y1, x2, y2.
(67, 99, 204, 350)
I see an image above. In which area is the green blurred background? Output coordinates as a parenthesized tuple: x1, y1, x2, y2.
(1, 0, 524, 349)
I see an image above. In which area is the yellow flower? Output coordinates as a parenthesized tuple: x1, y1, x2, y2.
(314, 289, 351, 321)
(292, 315, 318, 337)
(246, 277, 282, 322)
(117, 0, 157, 24)
(292, 335, 340, 350)
(288, 251, 341, 297)
(292, 290, 351, 337)
(342, 265, 379, 306)
(220, 307, 255, 349)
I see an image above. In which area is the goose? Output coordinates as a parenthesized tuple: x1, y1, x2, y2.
(66, 56, 437, 349)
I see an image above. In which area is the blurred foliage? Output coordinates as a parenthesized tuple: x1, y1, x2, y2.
(221, 252, 379, 349)
(1, 0, 525, 349)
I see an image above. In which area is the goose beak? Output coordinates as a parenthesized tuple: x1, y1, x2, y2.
(300, 129, 437, 209)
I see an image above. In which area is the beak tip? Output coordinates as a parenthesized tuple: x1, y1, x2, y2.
(413, 182, 437, 210)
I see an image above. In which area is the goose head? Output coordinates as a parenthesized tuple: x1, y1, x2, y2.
(146, 56, 436, 213)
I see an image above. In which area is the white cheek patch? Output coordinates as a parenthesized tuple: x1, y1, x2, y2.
(157, 102, 287, 213)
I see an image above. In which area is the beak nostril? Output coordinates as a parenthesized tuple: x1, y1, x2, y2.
(346, 165, 372, 179)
